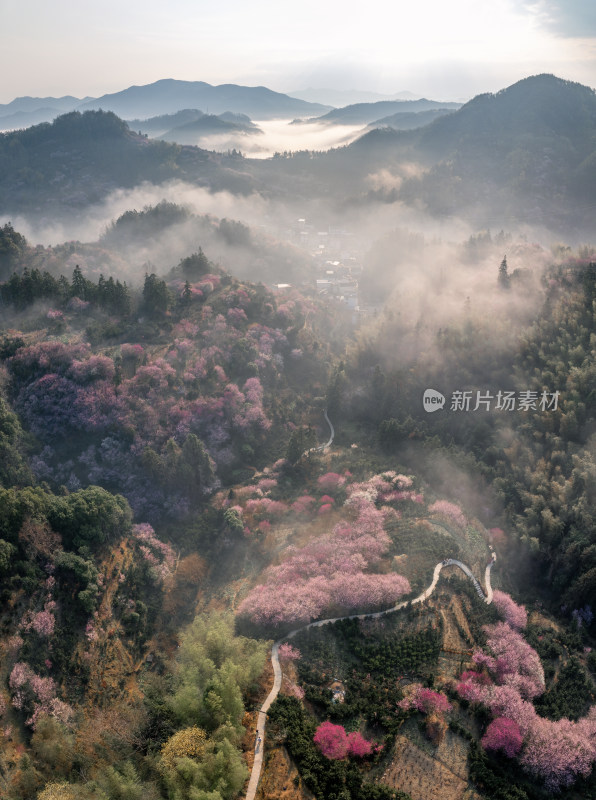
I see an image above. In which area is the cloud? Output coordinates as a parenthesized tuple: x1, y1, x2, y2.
(514, 0, 596, 37)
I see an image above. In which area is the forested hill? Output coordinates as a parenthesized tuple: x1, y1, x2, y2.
(0, 110, 254, 214)
(417, 74, 596, 156)
(339, 255, 596, 608)
(347, 74, 596, 227)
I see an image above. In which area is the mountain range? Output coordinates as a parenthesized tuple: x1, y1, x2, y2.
(78, 79, 330, 120)
(0, 80, 330, 131)
(1, 74, 596, 231)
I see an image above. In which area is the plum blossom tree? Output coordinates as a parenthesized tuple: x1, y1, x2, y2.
(521, 715, 595, 791)
(313, 721, 348, 759)
(278, 644, 300, 663)
(131, 523, 175, 582)
(29, 610, 55, 637)
(346, 731, 373, 757)
(483, 622, 544, 699)
(291, 495, 316, 514)
(9, 663, 73, 728)
(457, 620, 596, 790)
(317, 473, 346, 491)
(313, 722, 374, 759)
(492, 590, 528, 629)
(428, 500, 466, 527)
(482, 717, 523, 758)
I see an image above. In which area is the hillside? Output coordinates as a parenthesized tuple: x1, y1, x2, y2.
(0, 110, 256, 215)
(1, 209, 596, 799)
(415, 73, 596, 158)
(127, 108, 207, 136)
(366, 108, 454, 131)
(341, 74, 596, 228)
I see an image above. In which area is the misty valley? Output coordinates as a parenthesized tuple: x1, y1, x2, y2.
(1, 73, 596, 800)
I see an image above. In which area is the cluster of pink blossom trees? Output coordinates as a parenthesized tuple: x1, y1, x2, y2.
(317, 472, 346, 491)
(9, 662, 73, 729)
(291, 495, 316, 514)
(278, 643, 301, 663)
(348, 472, 424, 507)
(491, 590, 528, 629)
(237, 473, 411, 625)
(481, 717, 523, 758)
(7, 288, 309, 519)
(21, 605, 56, 637)
(313, 721, 374, 759)
(456, 600, 596, 790)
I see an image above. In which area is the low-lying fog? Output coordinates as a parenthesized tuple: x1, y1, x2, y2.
(196, 119, 365, 157)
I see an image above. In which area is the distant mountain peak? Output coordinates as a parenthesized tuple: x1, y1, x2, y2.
(78, 79, 331, 120)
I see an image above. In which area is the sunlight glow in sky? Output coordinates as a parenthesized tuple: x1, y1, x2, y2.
(1, 0, 595, 103)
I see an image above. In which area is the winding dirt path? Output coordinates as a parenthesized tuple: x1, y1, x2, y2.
(244, 553, 497, 799)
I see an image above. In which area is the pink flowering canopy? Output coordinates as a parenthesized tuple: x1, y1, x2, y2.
(482, 717, 523, 758)
(317, 472, 346, 491)
(313, 722, 374, 760)
(314, 721, 349, 759)
(428, 499, 466, 527)
(278, 643, 301, 662)
(492, 590, 528, 630)
(457, 616, 596, 790)
(346, 731, 373, 757)
(238, 474, 411, 625)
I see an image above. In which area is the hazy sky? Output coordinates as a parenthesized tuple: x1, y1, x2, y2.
(1, 0, 595, 103)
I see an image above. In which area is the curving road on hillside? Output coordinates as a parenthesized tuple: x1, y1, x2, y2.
(318, 409, 335, 451)
(306, 409, 335, 456)
(244, 553, 497, 799)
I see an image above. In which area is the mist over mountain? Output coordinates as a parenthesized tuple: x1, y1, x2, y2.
(2, 73, 596, 235)
(0, 107, 76, 132)
(161, 115, 261, 145)
(78, 78, 331, 120)
(127, 109, 208, 136)
(126, 109, 262, 146)
(3, 69, 596, 800)
(306, 98, 461, 125)
(0, 110, 258, 217)
(327, 74, 596, 231)
(289, 87, 422, 105)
